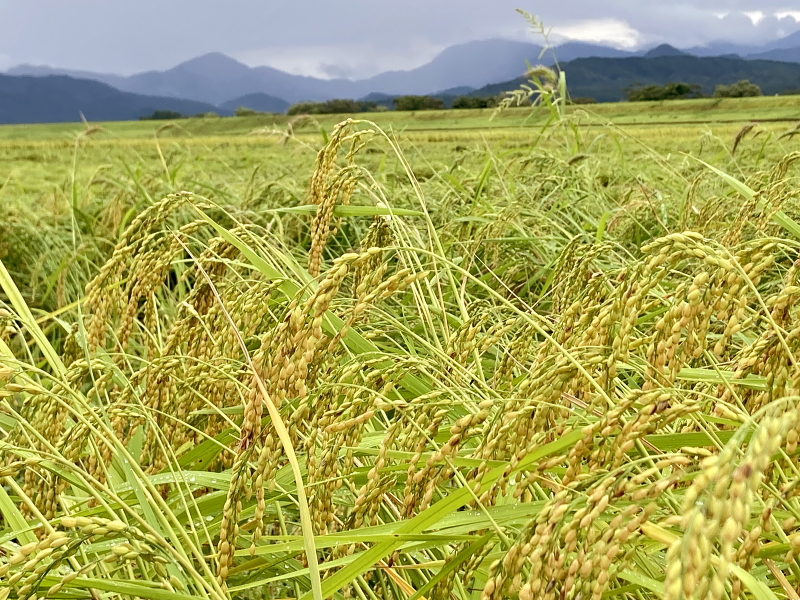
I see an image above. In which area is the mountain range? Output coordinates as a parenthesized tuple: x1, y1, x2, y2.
(8, 31, 800, 108)
(5, 40, 636, 106)
(3, 29, 800, 124)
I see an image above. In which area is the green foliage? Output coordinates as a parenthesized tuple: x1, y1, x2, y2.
(288, 99, 358, 114)
(625, 82, 702, 101)
(322, 98, 363, 113)
(234, 106, 259, 117)
(451, 96, 498, 109)
(286, 101, 320, 115)
(139, 109, 184, 120)
(287, 99, 389, 115)
(393, 95, 445, 110)
(714, 79, 763, 98)
(491, 64, 564, 120)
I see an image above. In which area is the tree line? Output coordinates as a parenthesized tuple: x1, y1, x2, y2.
(137, 96, 503, 121)
(625, 79, 763, 101)
(285, 95, 502, 115)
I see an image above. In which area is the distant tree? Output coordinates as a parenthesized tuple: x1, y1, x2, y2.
(234, 106, 259, 116)
(451, 96, 475, 109)
(287, 102, 323, 115)
(393, 95, 444, 111)
(714, 80, 762, 98)
(192, 111, 220, 118)
(139, 110, 184, 120)
(321, 99, 362, 113)
(451, 96, 498, 109)
(569, 97, 597, 105)
(358, 101, 390, 112)
(625, 82, 702, 101)
(287, 99, 394, 115)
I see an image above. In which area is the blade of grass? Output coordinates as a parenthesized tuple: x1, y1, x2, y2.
(0, 484, 36, 546)
(0, 258, 66, 376)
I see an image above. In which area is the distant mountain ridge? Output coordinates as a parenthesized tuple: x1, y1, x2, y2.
(0, 74, 223, 124)
(470, 54, 800, 102)
(5, 39, 638, 107)
(687, 29, 800, 57)
(747, 48, 800, 63)
(644, 44, 688, 58)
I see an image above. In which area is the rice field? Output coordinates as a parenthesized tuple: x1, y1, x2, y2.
(2, 96, 800, 600)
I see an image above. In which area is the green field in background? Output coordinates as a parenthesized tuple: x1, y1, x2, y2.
(2, 94, 799, 209)
(2, 95, 800, 141)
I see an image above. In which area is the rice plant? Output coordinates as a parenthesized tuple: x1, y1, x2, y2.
(2, 110, 800, 600)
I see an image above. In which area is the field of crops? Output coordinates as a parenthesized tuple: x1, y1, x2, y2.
(2, 95, 800, 600)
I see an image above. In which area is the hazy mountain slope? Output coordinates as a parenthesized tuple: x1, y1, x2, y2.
(549, 41, 638, 61)
(353, 39, 637, 97)
(745, 48, 800, 63)
(0, 74, 222, 124)
(678, 28, 800, 59)
(686, 43, 749, 57)
(113, 53, 357, 105)
(435, 86, 475, 96)
(6, 64, 128, 88)
(219, 92, 290, 113)
(761, 29, 800, 51)
(687, 43, 800, 61)
(351, 40, 542, 96)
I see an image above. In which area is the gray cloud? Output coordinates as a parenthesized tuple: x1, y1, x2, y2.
(0, 1, 798, 77)
(564, 3, 800, 47)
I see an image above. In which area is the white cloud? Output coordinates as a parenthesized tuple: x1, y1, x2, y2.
(550, 19, 643, 49)
(776, 10, 800, 21)
(744, 10, 766, 24)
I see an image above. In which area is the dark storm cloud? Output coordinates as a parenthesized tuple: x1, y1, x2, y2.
(0, 1, 798, 76)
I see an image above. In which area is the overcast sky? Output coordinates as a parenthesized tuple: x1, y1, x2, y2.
(1, 1, 799, 78)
